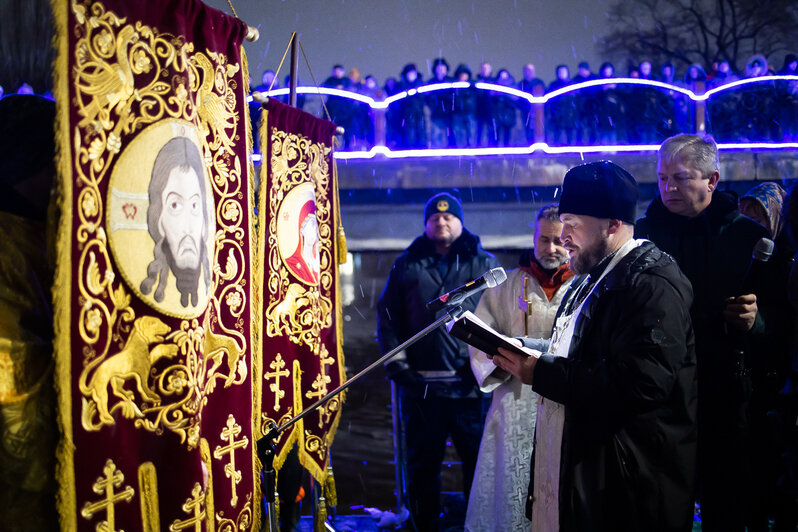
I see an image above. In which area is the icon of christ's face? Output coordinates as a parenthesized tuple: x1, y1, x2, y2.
(160, 165, 204, 270)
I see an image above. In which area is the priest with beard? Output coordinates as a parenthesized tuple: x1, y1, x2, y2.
(465, 203, 573, 532)
(493, 161, 697, 532)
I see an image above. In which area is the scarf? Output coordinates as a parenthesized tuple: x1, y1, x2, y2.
(518, 249, 574, 301)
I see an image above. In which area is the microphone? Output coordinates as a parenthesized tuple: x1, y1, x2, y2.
(426, 267, 507, 312)
(729, 237, 773, 381)
(740, 237, 774, 295)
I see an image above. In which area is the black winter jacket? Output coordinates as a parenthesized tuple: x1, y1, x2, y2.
(377, 229, 500, 398)
(635, 192, 774, 429)
(525, 240, 697, 532)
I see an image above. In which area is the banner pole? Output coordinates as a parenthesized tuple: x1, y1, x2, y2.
(289, 34, 298, 108)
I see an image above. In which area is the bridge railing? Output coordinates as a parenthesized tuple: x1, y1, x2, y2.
(250, 76, 798, 157)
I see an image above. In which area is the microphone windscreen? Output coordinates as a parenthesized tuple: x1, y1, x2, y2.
(485, 267, 507, 288)
(752, 237, 774, 262)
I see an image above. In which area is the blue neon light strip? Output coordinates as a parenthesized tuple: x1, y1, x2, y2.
(246, 76, 798, 161)
(250, 75, 798, 109)
(248, 141, 798, 163)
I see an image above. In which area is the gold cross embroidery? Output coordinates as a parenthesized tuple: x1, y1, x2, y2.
(307, 350, 336, 427)
(305, 372, 331, 402)
(80, 459, 135, 532)
(306, 345, 335, 399)
(319, 350, 335, 376)
(264, 353, 290, 410)
(213, 414, 249, 507)
(169, 482, 205, 532)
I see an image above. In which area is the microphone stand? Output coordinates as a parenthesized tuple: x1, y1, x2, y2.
(256, 305, 464, 531)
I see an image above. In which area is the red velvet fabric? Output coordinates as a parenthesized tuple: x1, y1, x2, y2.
(259, 98, 343, 480)
(56, 1, 255, 530)
(264, 98, 338, 146)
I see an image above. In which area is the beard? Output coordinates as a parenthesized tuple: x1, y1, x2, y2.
(164, 239, 203, 307)
(536, 252, 568, 270)
(429, 229, 458, 248)
(568, 237, 611, 275)
(173, 234, 200, 269)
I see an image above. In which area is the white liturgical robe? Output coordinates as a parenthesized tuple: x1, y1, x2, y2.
(465, 266, 571, 532)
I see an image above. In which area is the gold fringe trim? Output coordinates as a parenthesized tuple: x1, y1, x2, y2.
(138, 462, 161, 532)
(254, 100, 269, 532)
(274, 493, 280, 530)
(51, 0, 77, 529)
(323, 465, 337, 508)
(336, 225, 347, 264)
(200, 438, 216, 532)
(314, 494, 327, 532)
(320, 139, 348, 487)
(240, 44, 262, 532)
(333, 160, 347, 265)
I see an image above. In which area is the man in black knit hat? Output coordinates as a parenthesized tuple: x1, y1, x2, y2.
(377, 191, 500, 530)
(493, 161, 697, 532)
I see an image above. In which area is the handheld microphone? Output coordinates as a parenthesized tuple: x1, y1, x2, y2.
(426, 267, 507, 312)
(729, 237, 773, 379)
(740, 237, 774, 295)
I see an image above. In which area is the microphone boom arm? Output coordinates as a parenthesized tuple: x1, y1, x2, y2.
(257, 304, 465, 525)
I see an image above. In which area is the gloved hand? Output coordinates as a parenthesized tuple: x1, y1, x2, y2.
(384, 359, 421, 388)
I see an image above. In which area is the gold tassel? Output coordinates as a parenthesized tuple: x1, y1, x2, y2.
(324, 466, 337, 508)
(331, 158, 347, 264)
(315, 495, 327, 532)
(336, 225, 347, 264)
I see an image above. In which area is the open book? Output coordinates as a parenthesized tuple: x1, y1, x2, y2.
(446, 310, 530, 357)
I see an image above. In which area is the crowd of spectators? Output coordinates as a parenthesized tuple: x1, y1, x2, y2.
(3, 53, 795, 150)
(251, 53, 798, 149)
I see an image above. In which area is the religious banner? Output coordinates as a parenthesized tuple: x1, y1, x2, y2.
(52, 0, 258, 530)
(256, 98, 346, 485)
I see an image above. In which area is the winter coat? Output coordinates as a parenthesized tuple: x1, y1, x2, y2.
(425, 76, 455, 127)
(635, 192, 774, 429)
(320, 75, 354, 133)
(524, 240, 697, 532)
(377, 228, 500, 398)
(547, 78, 578, 128)
(397, 76, 426, 119)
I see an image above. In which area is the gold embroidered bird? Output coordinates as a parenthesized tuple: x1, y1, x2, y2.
(75, 25, 138, 130)
(194, 53, 237, 155)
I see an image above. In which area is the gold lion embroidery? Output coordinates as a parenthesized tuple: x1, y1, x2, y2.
(80, 316, 178, 425)
(266, 283, 310, 336)
(204, 301, 247, 390)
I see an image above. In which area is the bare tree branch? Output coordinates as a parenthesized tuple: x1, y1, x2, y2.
(599, 0, 798, 74)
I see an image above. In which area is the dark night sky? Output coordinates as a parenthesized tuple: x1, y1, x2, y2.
(205, 0, 614, 86)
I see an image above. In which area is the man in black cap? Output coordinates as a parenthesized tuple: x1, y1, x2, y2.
(493, 161, 697, 532)
(377, 191, 500, 530)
